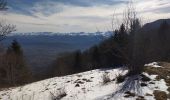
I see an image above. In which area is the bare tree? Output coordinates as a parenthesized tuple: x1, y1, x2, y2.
(3, 53, 17, 85)
(111, 1, 144, 75)
(112, 0, 141, 34)
(111, 10, 121, 32)
(0, 0, 18, 86)
(0, 0, 7, 11)
(0, 0, 16, 42)
(0, 21, 16, 41)
(123, 1, 137, 32)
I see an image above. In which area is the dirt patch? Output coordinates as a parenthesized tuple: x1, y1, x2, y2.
(136, 96, 145, 100)
(124, 91, 135, 98)
(76, 81, 84, 84)
(149, 82, 155, 84)
(75, 84, 80, 87)
(116, 74, 126, 84)
(77, 75, 82, 77)
(140, 74, 151, 82)
(82, 78, 92, 82)
(144, 62, 170, 81)
(144, 62, 170, 99)
(140, 83, 147, 87)
(153, 90, 167, 100)
(145, 93, 153, 96)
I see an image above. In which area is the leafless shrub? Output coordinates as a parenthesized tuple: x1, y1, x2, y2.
(49, 88, 67, 100)
(0, 0, 8, 11)
(42, 83, 67, 100)
(116, 74, 126, 83)
(0, 20, 16, 41)
(102, 72, 111, 84)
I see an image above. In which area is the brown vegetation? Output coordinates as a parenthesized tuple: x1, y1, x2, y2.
(153, 90, 167, 100)
(102, 72, 111, 84)
(0, 40, 32, 87)
(144, 62, 170, 99)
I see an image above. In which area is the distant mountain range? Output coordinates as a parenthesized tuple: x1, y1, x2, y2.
(9, 31, 113, 37)
(10, 19, 170, 37)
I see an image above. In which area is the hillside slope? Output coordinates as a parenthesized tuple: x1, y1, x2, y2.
(0, 62, 169, 100)
(142, 19, 170, 31)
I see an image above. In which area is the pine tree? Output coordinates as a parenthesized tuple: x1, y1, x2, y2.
(74, 50, 82, 73)
(5, 40, 31, 85)
(91, 46, 101, 69)
(7, 40, 23, 55)
(114, 24, 128, 47)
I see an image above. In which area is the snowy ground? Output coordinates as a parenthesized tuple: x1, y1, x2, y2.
(0, 62, 169, 100)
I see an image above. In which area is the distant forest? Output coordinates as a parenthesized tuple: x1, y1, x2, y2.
(50, 19, 170, 77)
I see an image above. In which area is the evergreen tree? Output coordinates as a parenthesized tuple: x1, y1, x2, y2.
(5, 40, 31, 85)
(91, 46, 101, 69)
(7, 39, 23, 55)
(114, 24, 128, 47)
(74, 50, 82, 72)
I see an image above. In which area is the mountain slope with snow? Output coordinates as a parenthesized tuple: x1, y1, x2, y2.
(0, 62, 169, 100)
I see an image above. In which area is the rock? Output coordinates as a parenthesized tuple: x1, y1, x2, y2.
(141, 74, 151, 82)
(149, 82, 155, 84)
(124, 91, 135, 98)
(75, 84, 80, 87)
(145, 93, 153, 96)
(141, 83, 147, 87)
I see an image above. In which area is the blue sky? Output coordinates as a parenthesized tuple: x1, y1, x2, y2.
(1, 0, 170, 33)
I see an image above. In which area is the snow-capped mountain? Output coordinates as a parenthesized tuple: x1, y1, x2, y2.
(9, 31, 113, 37)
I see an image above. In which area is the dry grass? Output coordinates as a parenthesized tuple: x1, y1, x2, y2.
(124, 91, 135, 98)
(144, 62, 170, 99)
(116, 74, 126, 84)
(140, 74, 151, 82)
(136, 96, 145, 100)
(153, 90, 167, 100)
(102, 72, 111, 84)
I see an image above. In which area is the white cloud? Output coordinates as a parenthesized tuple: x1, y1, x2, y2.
(1, 0, 170, 33)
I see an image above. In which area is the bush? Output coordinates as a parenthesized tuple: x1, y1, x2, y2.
(153, 90, 167, 100)
(140, 74, 151, 82)
(43, 83, 67, 100)
(116, 74, 126, 83)
(102, 72, 111, 84)
(0, 40, 32, 86)
(55, 91, 67, 100)
(124, 91, 136, 98)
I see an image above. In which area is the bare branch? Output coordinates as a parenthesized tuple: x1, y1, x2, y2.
(0, 20, 16, 41)
(111, 10, 121, 32)
(0, 0, 8, 11)
(123, 1, 137, 32)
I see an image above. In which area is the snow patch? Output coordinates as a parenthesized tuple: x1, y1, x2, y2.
(0, 68, 128, 100)
(145, 62, 162, 68)
(141, 72, 169, 100)
(0, 66, 168, 100)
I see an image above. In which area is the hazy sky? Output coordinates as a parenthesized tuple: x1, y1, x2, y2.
(1, 0, 170, 33)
